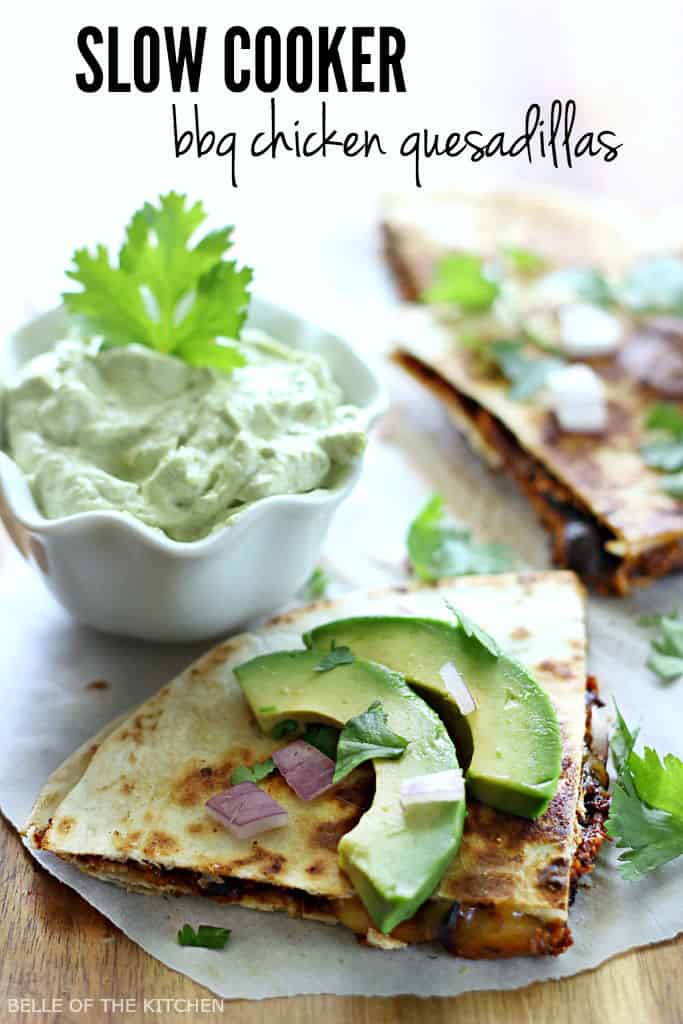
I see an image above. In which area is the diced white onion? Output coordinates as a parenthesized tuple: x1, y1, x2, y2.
(547, 363, 608, 433)
(439, 662, 477, 715)
(401, 769, 465, 809)
(558, 303, 623, 357)
(590, 705, 610, 761)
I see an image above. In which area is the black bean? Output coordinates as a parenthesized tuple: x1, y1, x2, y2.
(563, 520, 605, 578)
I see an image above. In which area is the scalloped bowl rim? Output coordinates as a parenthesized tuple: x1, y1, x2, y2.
(0, 300, 387, 559)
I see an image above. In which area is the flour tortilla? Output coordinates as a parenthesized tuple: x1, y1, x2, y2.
(25, 573, 602, 956)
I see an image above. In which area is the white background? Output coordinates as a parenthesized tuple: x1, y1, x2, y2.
(4, 0, 683, 343)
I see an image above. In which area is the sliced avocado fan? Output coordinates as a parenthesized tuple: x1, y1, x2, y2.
(304, 613, 562, 819)
(234, 650, 465, 934)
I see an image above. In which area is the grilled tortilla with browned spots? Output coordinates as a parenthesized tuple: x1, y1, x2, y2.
(24, 573, 608, 957)
(384, 189, 683, 593)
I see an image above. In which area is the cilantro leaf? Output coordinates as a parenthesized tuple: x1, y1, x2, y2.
(230, 758, 275, 786)
(271, 719, 299, 740)
(490, 341, 565, 401)
(641, 404, 683, 474)
(63, 246, 155, 348)
(423, 254, 500, 313)
(407, 494, 512, 582)
(641, 404, 683, 497)
(177, 924, 231, 950)
(620, 257, 683, 314)
(173, 261, 252, 354)
(606, 705, 683, 879)
(119, 194, 234, 343)
(629, 747, 683, 819)
(304, 567, 329, 601)
(315, 641, 355, 673)
(333, 700, 408, 783)
(444, 601, 502, 658)
(645, 613, 683, 681)
(607, 785, 683, 880)
(302, 723, 340, 760)
(644, 403, 683, 436)
(63, 192, 253, 372)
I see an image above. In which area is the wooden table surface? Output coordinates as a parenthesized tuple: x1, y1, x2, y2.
(0, 533, 681, 1024)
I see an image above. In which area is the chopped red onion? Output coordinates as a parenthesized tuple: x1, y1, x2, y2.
(401, 769, 465, 809)
(273, 739, 336, 800)
(590, 705, 610, 761)
(439, 662, 477, 715)
(619, 328, 683, 398)
(206, 782, 288, 840)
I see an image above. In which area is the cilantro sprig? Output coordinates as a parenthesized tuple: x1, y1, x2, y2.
(177, 924, 232, 950)
(333, 700, 408, 783)
(407, 494, 512, 582)
(63, 192, 253, 372)
(606, 705, 683, 879)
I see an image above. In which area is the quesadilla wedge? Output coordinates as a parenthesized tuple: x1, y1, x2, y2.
(25, 572, 609, 958)
(384, 189, 683, 593)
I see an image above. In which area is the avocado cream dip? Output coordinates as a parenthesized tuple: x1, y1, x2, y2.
(1, 329, 367, 542)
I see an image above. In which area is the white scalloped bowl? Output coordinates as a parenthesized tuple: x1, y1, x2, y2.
(0, 299, 386, 642)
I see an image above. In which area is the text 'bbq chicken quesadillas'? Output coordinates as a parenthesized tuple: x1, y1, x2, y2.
(25, 572, 609, 957)
(384, 189, 683, 593)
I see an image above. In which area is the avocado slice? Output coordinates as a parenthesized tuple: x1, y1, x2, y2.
(234, 649, 465, 933)
(304, 615, 562, 818)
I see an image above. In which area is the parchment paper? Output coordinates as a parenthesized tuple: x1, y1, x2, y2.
(0, 360, 681, 1000)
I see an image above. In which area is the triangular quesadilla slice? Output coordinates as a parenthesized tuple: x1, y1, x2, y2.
(25, 573, 608, 957)
(384, 189, 683, 593)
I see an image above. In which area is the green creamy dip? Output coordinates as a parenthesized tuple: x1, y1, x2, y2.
(1, 330, 367, 541)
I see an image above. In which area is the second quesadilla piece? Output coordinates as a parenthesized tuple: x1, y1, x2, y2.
(25, 572, 608, 958)
(383, 187, 683, 299)
(384, 189, 683, 593)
